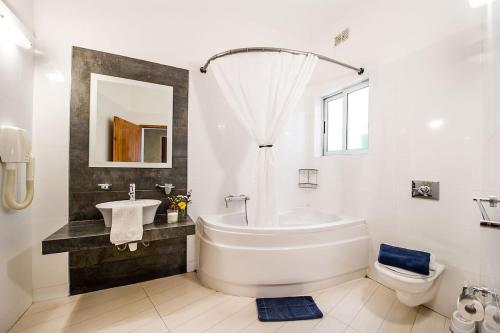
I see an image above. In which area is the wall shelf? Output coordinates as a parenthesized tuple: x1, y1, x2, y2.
(299, 169, 318, 188)
(42, 215, 195, 255)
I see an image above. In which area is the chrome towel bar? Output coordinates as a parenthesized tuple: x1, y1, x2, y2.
(473, 196, 500, 229)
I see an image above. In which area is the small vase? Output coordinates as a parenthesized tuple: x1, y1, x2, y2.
(178, 208, 186, 218)
(167, 209, 178, 223)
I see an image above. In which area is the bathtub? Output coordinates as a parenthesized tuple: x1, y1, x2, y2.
(197, 208, 370, 297)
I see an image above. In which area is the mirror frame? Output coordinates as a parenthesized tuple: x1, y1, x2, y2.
(88, 73, 174, 168)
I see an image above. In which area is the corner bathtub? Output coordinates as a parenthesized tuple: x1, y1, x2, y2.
(197, 208, 370, 297)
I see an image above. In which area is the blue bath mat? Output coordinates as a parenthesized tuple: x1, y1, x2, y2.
(256, 296, 323, 322)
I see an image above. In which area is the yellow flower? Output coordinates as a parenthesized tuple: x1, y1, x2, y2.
(178, 202, 187, 210)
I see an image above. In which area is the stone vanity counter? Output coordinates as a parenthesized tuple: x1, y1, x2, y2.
(42, 215, 195, 254)
(42, 215, 196, 294)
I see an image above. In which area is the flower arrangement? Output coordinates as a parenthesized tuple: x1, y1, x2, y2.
(167, 190, 192, 218)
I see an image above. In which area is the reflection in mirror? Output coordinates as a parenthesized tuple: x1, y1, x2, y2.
(89, 74, 173, 168)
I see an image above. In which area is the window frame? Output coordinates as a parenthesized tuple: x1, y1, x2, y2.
(322, 80, 369, 156)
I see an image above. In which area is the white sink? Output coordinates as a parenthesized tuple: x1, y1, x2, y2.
(96, 199, 162, 227)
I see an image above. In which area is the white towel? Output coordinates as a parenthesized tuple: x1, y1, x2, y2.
(110, 204, 143, 245)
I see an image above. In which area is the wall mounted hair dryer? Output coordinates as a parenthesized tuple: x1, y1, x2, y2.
(0, 127, 34, 210)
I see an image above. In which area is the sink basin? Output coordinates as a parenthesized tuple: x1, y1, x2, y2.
(96, 199, 162, 227)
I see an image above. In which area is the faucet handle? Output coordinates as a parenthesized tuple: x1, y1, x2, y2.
(97, 184, 112, 190)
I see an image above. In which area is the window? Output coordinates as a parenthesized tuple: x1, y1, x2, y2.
(323, 81, 369, 154)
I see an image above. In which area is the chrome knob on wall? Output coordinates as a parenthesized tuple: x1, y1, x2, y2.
(411, 180, 439, 200)
(97, 183, 112, 190)
(417, 185, 431, 196)
(156, 184, 175, 195)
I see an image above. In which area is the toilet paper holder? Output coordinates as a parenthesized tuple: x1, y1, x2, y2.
(459, 285, 499, 312)
(460, 285, 498, 303)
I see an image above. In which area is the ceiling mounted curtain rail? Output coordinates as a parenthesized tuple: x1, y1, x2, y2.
(200, 47, 365, 75)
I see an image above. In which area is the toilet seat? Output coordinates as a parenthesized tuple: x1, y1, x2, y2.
(375, 261, 444, 285)
(379, 263, 436, 279)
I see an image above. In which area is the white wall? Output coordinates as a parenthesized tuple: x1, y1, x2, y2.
(31, 0, 310, 300)
(0, 0, 34, 330)
(298, 0, 485, 316)
(480, 0, 500, 292)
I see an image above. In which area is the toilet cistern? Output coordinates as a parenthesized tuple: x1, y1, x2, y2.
(129, 183, 136, 201)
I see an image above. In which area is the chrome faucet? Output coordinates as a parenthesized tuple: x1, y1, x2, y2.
(129, 183, 136, 201)
(224, 194, 250, 224)
(224, 194, 250, 207)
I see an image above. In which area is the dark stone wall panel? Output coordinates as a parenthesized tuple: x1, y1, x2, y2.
(69, 46, 189, 220)
(69, 238, 187, 295)
(66, 47, 190, 295)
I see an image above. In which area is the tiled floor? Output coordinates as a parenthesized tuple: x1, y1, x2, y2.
(10, 273, 450, 333)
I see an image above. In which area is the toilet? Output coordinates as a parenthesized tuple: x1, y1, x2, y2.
(374, 256, 445, 307)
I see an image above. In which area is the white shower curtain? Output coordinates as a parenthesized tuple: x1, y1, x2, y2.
(211, 52, 318, 227)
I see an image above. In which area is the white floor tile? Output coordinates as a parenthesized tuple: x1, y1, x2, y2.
(53, 298, 155, 333)
(275, 319, 321, 333)
(129, 318, 169, 333)
(345, 328, 361, 333)
(330, 278, 378, 325)
(148, 279, 212, 307)
(141, 272, 197, 296)
(239, 321, 284, 333)
(443, 318, 451, 333)
(162, 292, 230, 329)
(350, 285, 396, 333)
(11, 285, 147, 332)
(205, 302, 259, 333)
(315, 279, 360, 314)
(154, 286, 215, 317)
(379, 301, 418, 333)
(411, 307, 446, 333)
(310, 316, 347, 333)
(171, 295, 253, 333)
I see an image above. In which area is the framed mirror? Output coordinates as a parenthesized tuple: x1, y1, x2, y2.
(89, 73, 174, 168)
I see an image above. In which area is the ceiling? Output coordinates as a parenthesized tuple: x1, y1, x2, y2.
(178, 0, 366, 43)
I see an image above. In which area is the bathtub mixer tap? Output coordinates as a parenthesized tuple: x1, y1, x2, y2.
(224, 194, 250, 225)
(224, 194, 250, 207)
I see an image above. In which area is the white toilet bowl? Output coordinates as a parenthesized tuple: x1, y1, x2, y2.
(374, 259, 445, 307)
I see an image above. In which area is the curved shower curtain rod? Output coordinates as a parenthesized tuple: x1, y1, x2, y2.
(200, 47, 364, 75)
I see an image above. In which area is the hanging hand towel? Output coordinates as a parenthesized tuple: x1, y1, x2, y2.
(110, 204, 143, 245)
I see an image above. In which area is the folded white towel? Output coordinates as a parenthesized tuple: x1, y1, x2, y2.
(110, 204, 143, 245)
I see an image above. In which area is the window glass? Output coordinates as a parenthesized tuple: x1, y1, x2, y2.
(347, 87, 369, 150)
(322, 81, 369, 154)
(326, 97, 344, 152)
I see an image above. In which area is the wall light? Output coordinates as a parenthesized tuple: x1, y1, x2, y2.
(0, 0, 34, 49)
(469, 0, 496, 8)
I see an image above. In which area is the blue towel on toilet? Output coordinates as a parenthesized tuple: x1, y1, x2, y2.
(378, 243, 431, 275)
(256, 296, 323, 322)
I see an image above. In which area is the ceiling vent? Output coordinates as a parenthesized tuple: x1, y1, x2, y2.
(334, 28, 349, 47)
